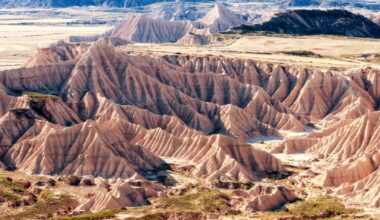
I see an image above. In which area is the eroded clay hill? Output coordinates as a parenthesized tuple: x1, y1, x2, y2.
(232, 9, 380, 38)
(107, 14, 209, 43)
(270, 111, 380, 208)
(197, 3, 245, 32)
(1, 40, 380, 212)
(0, 41, 288, 183)
(67, 3, 242, 45)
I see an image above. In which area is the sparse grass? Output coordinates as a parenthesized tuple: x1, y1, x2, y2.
(280, 50, 322, 58)
(210, 33, 241, 40)
(0, 190, 21, 201)
(156, 189, 230, 213)
(288, 197, 360, 218)
(53, 208, 122, 220)
(0, 176, 29, 201)
(2, 189, 79, 220)
(125, 211, 203, 220)
(344, 53, 380, 64)
(0, 176, 25, 190)
(121, 189, 232, 219)
(9, 108, 30, 114)
(24, 92, 59, 101)
(258, 197, 363, 220)
(127, 215, 165, 220)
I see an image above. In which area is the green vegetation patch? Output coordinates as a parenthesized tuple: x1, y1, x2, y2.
(280, 50, 322, 58)
(259, 197, 363, 220)
(9, 108, 30, 114)
(0, 176, 30, 201)
(287, 197, 361, 218)
(24, 92, 59, 101)
(2, 189, 79, 220)
(157, 189, 230, 213)
(118, 189, 239, 219)
(126, 211, 203, 220)
(0, 176, 25, 190)
(0, 190, 21, 201)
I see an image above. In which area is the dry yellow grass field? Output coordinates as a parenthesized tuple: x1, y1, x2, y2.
(1, 16, 380, 71)
(128, 34, 380, 69)
(0, 17, 111, 70)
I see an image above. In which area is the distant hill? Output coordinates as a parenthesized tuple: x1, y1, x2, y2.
(197, 2, 245, 32)
(231, 9, 380, 38)
(108, 13, 209, 43)
(289, 0, 380, 10)
(0, 0, 173, 8)
(0, 0, 379, 9)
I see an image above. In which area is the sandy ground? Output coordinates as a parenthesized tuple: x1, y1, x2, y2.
(248, 130, 315, 168)
(0, 23, 110, 70)
(0, 11, 113, 70)
(1, 11, 380, 71)
(228, 35, 380, 57)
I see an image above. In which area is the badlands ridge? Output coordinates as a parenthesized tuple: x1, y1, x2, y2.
(0, 37, 380, 218)
(0, 3, 380, 220)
